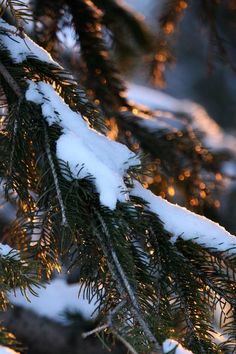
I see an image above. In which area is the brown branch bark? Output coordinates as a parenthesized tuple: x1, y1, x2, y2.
(0, 60, 22, 99)
(0, 305, 125, 354)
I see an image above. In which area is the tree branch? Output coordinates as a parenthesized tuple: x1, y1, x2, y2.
(95, 211, 163, 353)
(43, 123, 68, 226)
(0, 304, 124, 354)
(0, 60, 22, 99)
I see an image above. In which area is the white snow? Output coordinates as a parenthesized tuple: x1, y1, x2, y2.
(163, 339, 193, 354)
(128, 83, 184, 112)
(131, 181, 236, 254)
(25, 80, 139, 209)
(133, 110, 186, 134)
(0, 243, 14, 257)
(182, 103, 236, 153)
(128, 83, 236, 153)
(0, 347, 19, 354)
(211, 329, 229, 346)
(0, 243, 20, 261)
(9, 278, 98, 321)
(0, 19, 59, 65)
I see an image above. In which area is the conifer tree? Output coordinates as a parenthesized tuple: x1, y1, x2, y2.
(0, 1, 235, 353)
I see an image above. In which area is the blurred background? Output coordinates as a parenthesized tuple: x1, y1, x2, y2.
(127, 0, 236, 131)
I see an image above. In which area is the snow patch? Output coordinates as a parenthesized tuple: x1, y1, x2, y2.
(128, 83, 236, 153)
(0, 243, 15, 257)
(9, 278, 98, 321)
(132, 110, 186, 134)
(163, 339, 193, 354)
(0, 19, 58, 65)
(25, 81, 139, 209)
(0, 347, 19, 354)
(131, 181, 236, 254)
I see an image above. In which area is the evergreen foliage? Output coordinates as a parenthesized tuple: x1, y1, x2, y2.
(0, 1, 235, 353)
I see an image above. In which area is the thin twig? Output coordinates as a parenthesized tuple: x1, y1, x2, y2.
(82, 323, 108, 339)
(82, 300, 126, 339)
(43, 123, 68, 226)
(82, 300, 138, 354)
(0, 60, 22, 98)
(8, 98, 22, 175)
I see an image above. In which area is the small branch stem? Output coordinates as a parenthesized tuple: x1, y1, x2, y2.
(8, 98, 22, 175)
(0, 60, 22, 99)
(43, 124, 68, 226)
(82, 300, 126, 339)
(82, 324, 108, 339)
(82, 300, 138, 354)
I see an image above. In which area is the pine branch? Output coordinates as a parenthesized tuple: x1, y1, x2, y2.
(159, 0, 188, 33)
(94, 210, 163, 353)
(67, 0, 126, 112)
(92, 0, 153, 53)
(0, 325, 21, 352)
(149, 0, 188, 87)
(1, 0, 32, 27)
(32, 0, 65, 57)
(200, 0, 236, 74)
(0, 246, 41, 310)
(0, 14, 235, 353)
